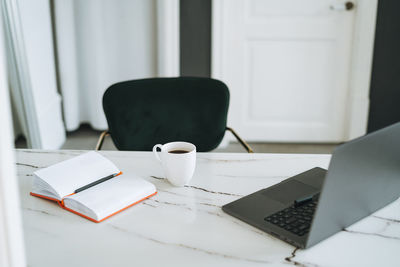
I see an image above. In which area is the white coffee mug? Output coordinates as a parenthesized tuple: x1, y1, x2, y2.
(153, 141, 196, 187)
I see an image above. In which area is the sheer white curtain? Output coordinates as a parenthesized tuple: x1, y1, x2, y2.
(6, 0, 177, 149)
(54, 0, 158, 131)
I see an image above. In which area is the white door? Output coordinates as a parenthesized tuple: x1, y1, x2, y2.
(213, 0, 362, 142)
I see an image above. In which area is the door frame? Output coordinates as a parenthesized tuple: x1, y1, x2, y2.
(344, 0, 378, 140)
(2, 0, 42, 148)
(212, 0, 378, 142)
(157, 0, 180, 77)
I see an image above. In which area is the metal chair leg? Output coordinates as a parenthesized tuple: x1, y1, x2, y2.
(95, 131, 110, 151)
(226, 127, 254, 153)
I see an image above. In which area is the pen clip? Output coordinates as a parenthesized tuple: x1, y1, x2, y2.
(74, 172, 121, 194)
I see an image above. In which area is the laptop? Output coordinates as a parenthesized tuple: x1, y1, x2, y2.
(222, 123, 400, 249)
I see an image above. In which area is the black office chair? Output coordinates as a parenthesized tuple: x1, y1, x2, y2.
(96, 77, 253, 152)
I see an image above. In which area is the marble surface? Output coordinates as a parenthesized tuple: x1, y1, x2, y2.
(15, 150, 400, 267)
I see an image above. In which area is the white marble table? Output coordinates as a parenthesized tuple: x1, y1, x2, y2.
(16, 150, 400, 267)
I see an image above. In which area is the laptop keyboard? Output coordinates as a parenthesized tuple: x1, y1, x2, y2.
(264, 199, 318, 236)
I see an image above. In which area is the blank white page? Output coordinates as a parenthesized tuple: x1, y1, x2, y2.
(34, 152, 120, 198)
(64, 175, 156, 221)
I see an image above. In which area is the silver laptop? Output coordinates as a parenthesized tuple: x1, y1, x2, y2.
(222, 122, 400, 248)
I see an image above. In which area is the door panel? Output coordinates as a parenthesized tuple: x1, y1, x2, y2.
(250, 0, 331, 16)
(246, 39, 335, 124)
(213, 0, 357, 142)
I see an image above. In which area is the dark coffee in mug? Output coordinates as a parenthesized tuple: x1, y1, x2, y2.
(168, 149, 189, 154)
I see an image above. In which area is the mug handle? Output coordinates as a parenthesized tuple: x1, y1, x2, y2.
(153, 144, 163, 162)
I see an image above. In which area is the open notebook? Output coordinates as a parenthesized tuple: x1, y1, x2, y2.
(30, 151, 157, 223)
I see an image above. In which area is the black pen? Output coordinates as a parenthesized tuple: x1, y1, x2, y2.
(74, 173, 119, 193)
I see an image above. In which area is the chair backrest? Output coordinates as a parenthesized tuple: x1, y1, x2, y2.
(103, 77, 230, 151)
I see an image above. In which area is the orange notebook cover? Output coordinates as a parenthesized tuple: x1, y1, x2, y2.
(30, 191, 157, 223)
(30, 151, 157, 223)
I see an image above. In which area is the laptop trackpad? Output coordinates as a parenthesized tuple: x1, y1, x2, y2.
(262, 180, 319, 204)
